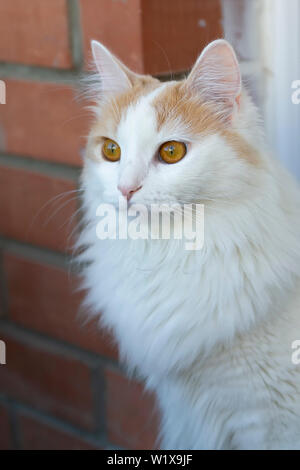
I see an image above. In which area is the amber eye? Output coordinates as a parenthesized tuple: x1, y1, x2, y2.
(102, 138, 121, 161)
(159, 141, 187, 164)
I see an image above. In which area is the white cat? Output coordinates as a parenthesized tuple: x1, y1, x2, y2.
(77, 39, 300, 449)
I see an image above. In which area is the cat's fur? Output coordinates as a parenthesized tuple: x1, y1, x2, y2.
(77, 39, 300, 449)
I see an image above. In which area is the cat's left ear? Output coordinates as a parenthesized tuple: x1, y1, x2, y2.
(91, 40, 133, 95)
(185, 39, 241, 121)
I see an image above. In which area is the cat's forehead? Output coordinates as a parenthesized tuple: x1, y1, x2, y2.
(117, 83, 171, 143)
(93, 78, 223, 144)
(115, 79, 222, 142)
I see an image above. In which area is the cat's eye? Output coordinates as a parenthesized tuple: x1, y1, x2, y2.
(102, 138, 121, 161)
(159, 141, 187, 164)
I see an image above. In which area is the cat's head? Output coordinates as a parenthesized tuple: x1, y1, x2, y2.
(82, 39, 264, 209)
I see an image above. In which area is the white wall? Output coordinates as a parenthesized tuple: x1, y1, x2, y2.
(260, 0, 300, 178)
(222, 0, 300, 179)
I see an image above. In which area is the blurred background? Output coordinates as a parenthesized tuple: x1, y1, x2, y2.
(0, 0, 299, 450)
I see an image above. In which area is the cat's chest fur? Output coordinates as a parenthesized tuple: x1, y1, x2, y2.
(81, 212, 296, 379)
(97, 241, 300, 449)
(85, 237, 214, 375)
(79, 196, 300, 448)
(82, 232, 300, 449)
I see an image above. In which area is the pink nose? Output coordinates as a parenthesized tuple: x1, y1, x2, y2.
(118, 184, 142, 200)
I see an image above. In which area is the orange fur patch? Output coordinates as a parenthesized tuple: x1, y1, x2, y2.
(222, 130, 261, 166)
(153, 81, 261, 166)
(154, 81, 222, 135)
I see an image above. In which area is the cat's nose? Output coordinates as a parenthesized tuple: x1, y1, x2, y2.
(118, 184, 142, 200)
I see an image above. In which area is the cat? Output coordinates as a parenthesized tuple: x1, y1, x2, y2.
(77, 38, 300, 450)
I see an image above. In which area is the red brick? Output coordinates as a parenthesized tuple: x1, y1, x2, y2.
(0, 80, 89, 166)
(80, 0, 144, 73)
(0, 333, 96, 430)
(80, 0, 223, 75)
(4, 253, 118, 359)
(106, 368, 160, 450)
(0, 404, 12, 450)
(141, 0, 223, 75)
(0, 0, 72, 68)
(0, 166, 77, 252)
(19, 413, 99, 450)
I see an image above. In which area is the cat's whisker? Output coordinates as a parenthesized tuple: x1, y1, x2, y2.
(42, 194, 82, 228)
(60, 112, 94, 129)
(62, 206, 84, 238)
(26, 189, 83, 240)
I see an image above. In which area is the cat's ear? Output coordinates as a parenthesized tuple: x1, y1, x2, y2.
(91, 40, 132, 95)
(185, 39, 241, 120)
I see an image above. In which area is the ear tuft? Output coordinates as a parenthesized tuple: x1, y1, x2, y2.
(186, 39, 241, 121)
(91, 40, 132, 95)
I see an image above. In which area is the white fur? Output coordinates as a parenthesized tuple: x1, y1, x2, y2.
(77, 41, 300, 449)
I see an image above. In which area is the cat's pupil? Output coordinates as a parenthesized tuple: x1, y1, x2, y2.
(169, 145, 175, 155)
(109, 143, 116, 154)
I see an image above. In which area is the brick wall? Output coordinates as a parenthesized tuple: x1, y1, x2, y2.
(0, 0, 222, 450)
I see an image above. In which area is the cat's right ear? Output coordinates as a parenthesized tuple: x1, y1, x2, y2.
(91, 40, 132, 95)
(185, 40, 241, 122)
